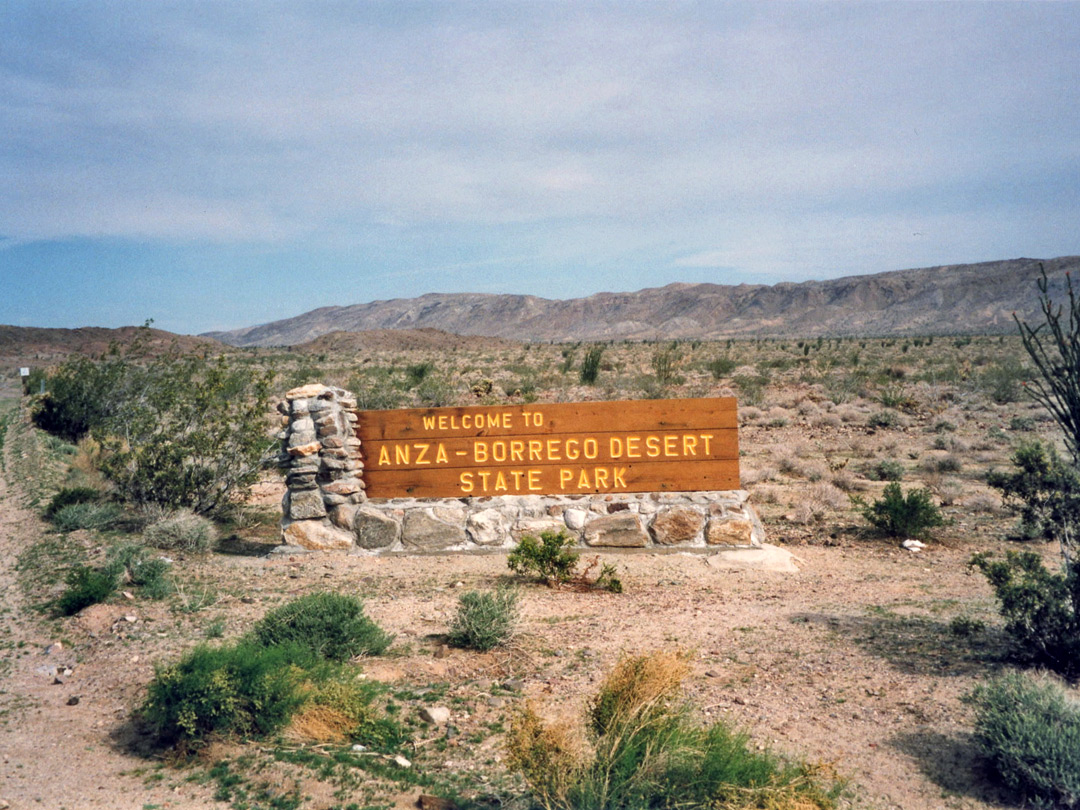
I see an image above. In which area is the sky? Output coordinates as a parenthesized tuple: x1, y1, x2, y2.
(1, 2, 1078, 335)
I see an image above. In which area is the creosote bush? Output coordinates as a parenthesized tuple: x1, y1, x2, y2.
(967, 671, 1080, 809)
(508, 651, 841, 810)
(509, 530, 580, 586)
(969, 550, 1080, 679)
(251, 592, 393, 661)
(56, 564, 119, 615)
(579, 345, 604, 385)
(448, 587, 519, 651)
(854, 482, 945, 539)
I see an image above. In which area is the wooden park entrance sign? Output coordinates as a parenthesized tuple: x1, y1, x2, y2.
(357, 397, 739, 499)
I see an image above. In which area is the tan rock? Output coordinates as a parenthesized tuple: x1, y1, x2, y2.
(584, 513, 648, 547)
(651, 507, 705, 545)
(324, 479, 361, 495)
(328, 504, 357, 531)
(287, 441, 321, 457)
(282, 520, 353, 550)
(706, 518, 753, 546)
(286, 383, 329, 399)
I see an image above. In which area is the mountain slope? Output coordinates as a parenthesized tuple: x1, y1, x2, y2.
(204, 256, 1079, 346)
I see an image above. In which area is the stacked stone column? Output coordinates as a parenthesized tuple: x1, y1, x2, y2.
(277, 384, 365, 550)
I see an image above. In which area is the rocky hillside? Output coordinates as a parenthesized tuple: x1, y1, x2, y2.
(205, 256, 1078, 346)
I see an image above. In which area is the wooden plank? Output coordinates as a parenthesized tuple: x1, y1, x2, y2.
(356, 397, 737, 441)
(361, 428, 739, 471)
(362, 459, 741, 499)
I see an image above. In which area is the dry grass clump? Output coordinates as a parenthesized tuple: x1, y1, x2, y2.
(508, 651, 842, 810)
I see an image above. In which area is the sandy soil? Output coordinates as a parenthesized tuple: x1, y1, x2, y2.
(0, 405, 1034, 810)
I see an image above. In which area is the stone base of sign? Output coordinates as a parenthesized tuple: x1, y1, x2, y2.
(283, 489, 763, 554)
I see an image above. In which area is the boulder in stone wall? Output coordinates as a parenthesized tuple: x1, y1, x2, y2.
(353, 506, 401, 549)
(290, 416, 315, 434)
(286, 383, 329, 400)
(466, 508, 512, 546)
(584, 512, 649, 548)
(650, 507, 705, 545)
(288, 488, 327, 520)
(322, 436, 345, 448)
(403, 510, 467, 551)
(288, 429, 318, 447)
(324, 479, 362, 495)
(282, 520, 353, 550)
(433, 505, 466, 525)
(706, 517, 754, 546)
(512, 518, 570, 544)
(288, 441, 321, 457)
(563, 508, 588, 531)
(328, 504, 357, 531)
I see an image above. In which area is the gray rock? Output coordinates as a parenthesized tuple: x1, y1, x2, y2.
(563, 508, 588, 531)
(403, 510, 466, 550)
(419, 705, 451, 725)
(584, 512, 649, 547)
(288, 488, 327, 520)
(352, 506, 401, 549)
(465, 508, 511, 546)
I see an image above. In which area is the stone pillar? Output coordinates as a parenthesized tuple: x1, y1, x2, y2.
(277, 384, 365, 550)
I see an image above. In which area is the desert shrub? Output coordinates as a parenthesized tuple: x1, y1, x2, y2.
(854, 482, 945, 539)
(935, 454, 963, 473)
(251, 592, 393, 661)
(142, 641, 312, 745)
(733, 374, 768, 407)
(969, 551, 1080, 678)
(579, 346, 604, 385)
(108, 543, 173, 600)
(979, 355, 1029, 404)
(448, 587, 519, 651)
(293, 675, 405, 750)
(50, 501, 125, 532)
(988, 440, 1080, 544)
(707, 356, 737, 379)
(415, 374, 455, 406)
(1010, 415, 1037, 431)
(43, 486, 102, 519)
(56, 564, 119, 615)
(508, 530, 580, 586)
(508, 651, 840, 810)
(967, 671, 1080, 808)
(867, 410, 899, 428)
(867, 459, 905, 482)
(30, 353, 132, 441)
(143, 509, 217, 553)
(651, 343, 684, 387)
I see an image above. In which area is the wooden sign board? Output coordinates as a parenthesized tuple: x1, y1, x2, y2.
(357, 397, 739, 499)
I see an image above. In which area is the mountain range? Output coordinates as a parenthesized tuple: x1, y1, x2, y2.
(202, 257, 1078, 347)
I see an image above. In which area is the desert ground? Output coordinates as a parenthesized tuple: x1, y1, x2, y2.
(0, 333, 1066, 810)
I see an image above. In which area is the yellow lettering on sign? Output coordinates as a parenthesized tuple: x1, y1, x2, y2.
(610, 437, 623, 458)
(378, 446, 390, 466)
(435, 444, 448, 464)
(423, 415, 437, 430)
(682, 435, 697, 456)
(565, 438, 579, 460)
(474, 442, 488, 462)
(528, 469, 542, 491)
(595, 468, 609, 489)
(626, 436, 641, 458)
(664, 435, 678, 457)
(613, 467, 627, 488)
(459, 472, 474, 493)
(646, 436, 661, 457)
(578, 469, 591, 489)
(395, 444, 410, 464)
(492, 441, 507, 462)
(584, 438, 598, 459)
(478, 471, 491, 491)
(528, 440, 542, 461)
(701, 434, 713, 454)
(414, 443, 430, 464)
(511, 470, 525, 489)
(546, 438, 561, 461)
(494, 471, 508, 492)
(559, 469, 573, 489)
(510, 440, 524, 462)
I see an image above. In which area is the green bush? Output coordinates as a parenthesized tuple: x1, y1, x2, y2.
(509, 651, 840, 810)
(300, 676, 406, 751)
(56, 564, 119, 615)
(706, 356, 737, 379)
(969, 551, 1080, 678)
(44, 486, 102, 520)
(854, 482, 944, 539)
(251, 592, 393, 661)
(509, 530, 580, 586)
(50, 501, 126, 532)
(988, 440, 1080, 543)
(967, 671, 1080, 809)
(448, 588, 519, 651)
(108, 543, 173, 600)
(142, 641, 312, 745)
(143, 509, 218, 553)
(579, 346, 604, 385)
(868, 459, 905, 482)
